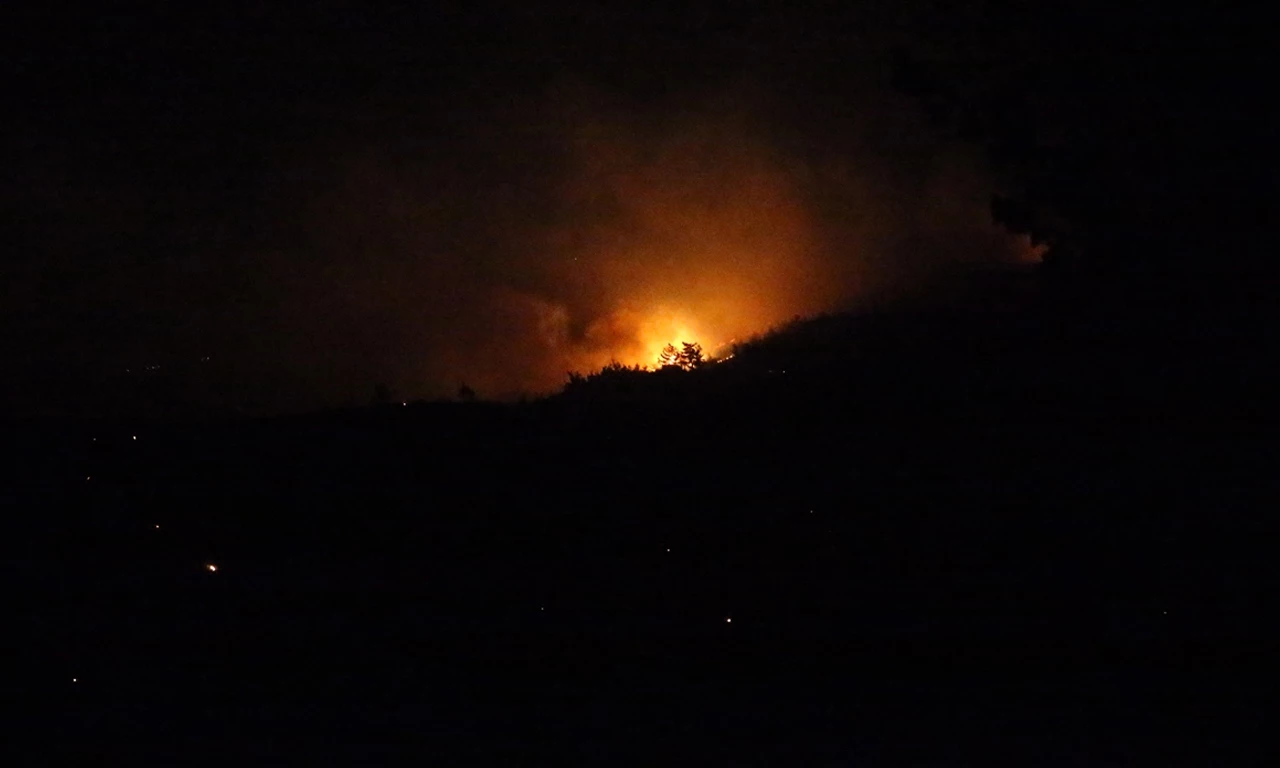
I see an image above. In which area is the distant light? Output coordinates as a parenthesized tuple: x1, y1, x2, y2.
(540, 606, 545, 611)
(402, 402, 407, 406)
(666, 548, 670, 552)
(132, 436, 137, 440)
(154, 524, 160, 530)
(72, 678, 77, 683)
(1162, 610, 1168, 615)
(206, 563, 218, 573)
(726, 617, 732, 623)
(86, 476, 90, 481)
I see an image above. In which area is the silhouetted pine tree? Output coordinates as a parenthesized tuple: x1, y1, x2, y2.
(679, 342, 705, 370)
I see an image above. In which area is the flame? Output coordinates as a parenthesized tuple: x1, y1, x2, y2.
(630, 307, 706, 368)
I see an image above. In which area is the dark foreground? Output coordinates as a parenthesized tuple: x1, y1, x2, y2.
(9, 288, 1276, 763)
(9, 398, 1271, 765)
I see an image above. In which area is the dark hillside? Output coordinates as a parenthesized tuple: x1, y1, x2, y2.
(9, 272, 1273, 763)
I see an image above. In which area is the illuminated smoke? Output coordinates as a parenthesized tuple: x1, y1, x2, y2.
(245, 79, 1037, 405)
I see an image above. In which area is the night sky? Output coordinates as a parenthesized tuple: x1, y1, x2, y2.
(4, 1, 1052, 418)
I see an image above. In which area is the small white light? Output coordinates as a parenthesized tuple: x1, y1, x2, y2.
(72, 678, 77, 683)
(206, 563, 218, 573)
(540, 606, 544, 611)
(132, 436, 137, 440)
(154, 524, 160, 530)
(726, 617, 732, 623)
(86, 476, 90, 481)
(666, 548, 670, 552)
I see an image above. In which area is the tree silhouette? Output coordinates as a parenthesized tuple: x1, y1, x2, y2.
(457, 384, 476, 402)
(888, 6, 1268, 276)
(679, 342, 705, 370)
(656, 341, 705, 371)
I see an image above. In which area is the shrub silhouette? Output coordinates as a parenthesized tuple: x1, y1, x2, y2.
(560, 340, 710, 401)
(563, 360, 651, 400)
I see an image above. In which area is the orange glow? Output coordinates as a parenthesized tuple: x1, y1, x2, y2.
(1013, 234, 1049, 264)
(301, 88, 1043, 403)
(548, 116, 829, 377)
(569, 303, 738, 372)
(632, 307, 704, 368)
(407, 102, 845, 397)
